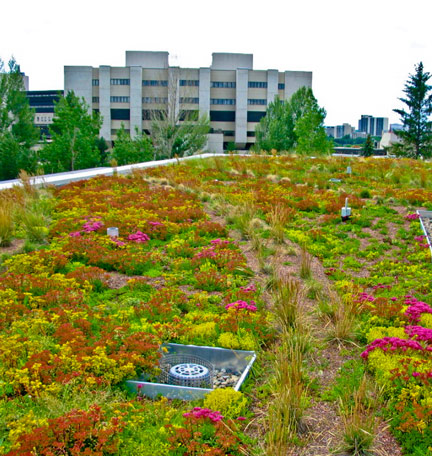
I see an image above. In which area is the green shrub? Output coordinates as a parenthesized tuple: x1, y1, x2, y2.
(204, 388, 248, 419)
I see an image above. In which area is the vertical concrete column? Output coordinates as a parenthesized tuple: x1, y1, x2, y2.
(235, 69, 248, 147)
(168, 67, 180, 121)
(284, 71, 313, 101)
(130, 66, 142, 137)
(64, 66, 93, 112)
(267, 70, 279, 105)
(99, 66, 111, 141)
(199, 68, 210, 118)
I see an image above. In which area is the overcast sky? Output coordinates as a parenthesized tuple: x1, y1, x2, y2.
(3, 0, 432, 127)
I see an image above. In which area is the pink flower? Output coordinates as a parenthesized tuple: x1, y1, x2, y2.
(128, 231, 150, 243)
(69, 231, 82, 237)
(225, 300, 257, 312)
(236, 416, 247, 421)
(183, 407, 224, 423)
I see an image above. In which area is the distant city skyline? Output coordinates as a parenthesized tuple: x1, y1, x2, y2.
(3, 0, 432, 127)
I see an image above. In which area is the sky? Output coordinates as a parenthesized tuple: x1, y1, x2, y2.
(2, 0, 432, 127)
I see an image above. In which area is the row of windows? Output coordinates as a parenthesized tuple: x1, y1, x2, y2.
(210, 98, 235, 105)
(248, 99, 267, 105)
(92, 79, 287, 90)
(35, 116, 52, 123)
(248, 81, 267, 88)
(211, 81, 236, 88)
(111, 78, 130, 85)
(111, 96, 130, 103)
(143, 97, 168, 104)
(180, 80, 199, 86)
(142, 80, 168, 87)
(180, 97, 199, 104)
(92, 97, 99, 103)
(110, 109, 266, 123)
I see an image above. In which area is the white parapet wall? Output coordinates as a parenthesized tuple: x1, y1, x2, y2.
(0, 153, 233, 191)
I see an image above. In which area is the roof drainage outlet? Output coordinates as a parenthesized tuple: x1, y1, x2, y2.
(160, 354, 214, 388)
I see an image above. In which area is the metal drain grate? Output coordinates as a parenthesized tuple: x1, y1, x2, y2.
(159, 354, 213, 388)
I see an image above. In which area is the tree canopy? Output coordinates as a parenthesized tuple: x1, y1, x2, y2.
(0, 57, 39, 180)
(151, 110, 210, 160)
(393, 62, 432, 159)
(111, 124, 153, 165)
(255, 87, 332, 155)
(41, 91, 103, 173)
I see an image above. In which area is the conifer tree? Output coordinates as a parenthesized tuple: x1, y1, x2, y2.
(393, 62, 432, 159)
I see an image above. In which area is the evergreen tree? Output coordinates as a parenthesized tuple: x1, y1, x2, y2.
(0, 57, 39, 180)
(393, 62, 432, 159)
(361, 134, 374, 157)
(111, 124, 153, 165)
(41, 91, 102, 173)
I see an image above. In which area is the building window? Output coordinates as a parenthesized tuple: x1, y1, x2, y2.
(110, 96, 130, 103)
(278, 83, 285, 90)
(111, 79, 130, 85)
(247, 131, 256, 137)
(248, 99, 267, 106)
(142, 109, 166, 120)
(248, 81, 267, 88)
(223, 131, 235, 136)
(142, 80, 168, 87)
(247, 111, 266, 122)
(210, 98, 235, 105)
(211, 81, 236, 88)
(92, 79, 99, 86)
(142, 97, 168, 104)
(180, 80, 199, 86)
(210, 111, 236, 122)
(180, 97, 199, 104)
(111, 109, 130, 120)
(92, 97, 99, 103)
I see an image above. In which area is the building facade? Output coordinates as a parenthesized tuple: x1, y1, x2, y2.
(64, 51, 312, 150)
(26, 90, 63, 138)
(358, 115, 389, 137)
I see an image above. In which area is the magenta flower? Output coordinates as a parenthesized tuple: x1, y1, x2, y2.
(404, 297, 432, 323)
(183, 407, 224, 423)
(225, 300, 257, 312)
(128, 231, 150, 243)
(69, 231, 82, 237)
(83, 220, 104, 232)
(361, 336, 424, 359)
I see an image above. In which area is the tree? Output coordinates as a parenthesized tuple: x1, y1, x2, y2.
(393, 62, 432, 159)
(255, 87, 332, 155)
(0, 57, 39, 180)
(255, 96, 295, 152)
(95, 137, 109, 165)
(41, 91, 102, 173)
(361, 134, 374, 157)
(111, 124, 153, 165)
(150, 70, 210, 159)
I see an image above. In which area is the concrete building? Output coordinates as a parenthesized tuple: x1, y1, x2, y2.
(64, 51, 312, 150)
(358, 115, 389, 137)
(26, 90, 63, 138)
(325, 123, 355, 139)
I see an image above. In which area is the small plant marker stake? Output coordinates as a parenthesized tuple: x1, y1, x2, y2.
(341, 198, 351, 221)
(107, 227, 119, 237)
(347, 166, 352, 174)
